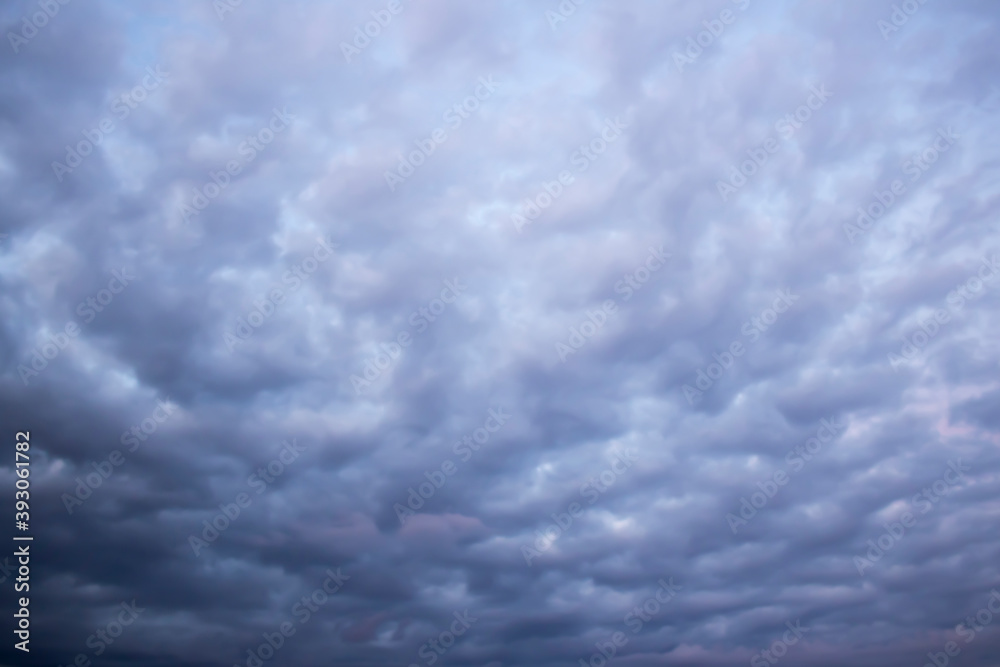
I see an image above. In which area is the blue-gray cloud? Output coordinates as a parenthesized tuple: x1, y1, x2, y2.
(1, 0, 999, 665)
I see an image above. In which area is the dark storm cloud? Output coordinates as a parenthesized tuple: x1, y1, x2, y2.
(1, 0, 999, 665)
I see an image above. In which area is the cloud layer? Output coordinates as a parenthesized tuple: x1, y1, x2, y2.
(2, 0, 1000, 665)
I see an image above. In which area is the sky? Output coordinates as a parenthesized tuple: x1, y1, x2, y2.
(1, 1, 1000, 666)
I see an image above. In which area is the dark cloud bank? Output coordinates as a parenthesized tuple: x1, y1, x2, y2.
(1, 0, 1000, 665)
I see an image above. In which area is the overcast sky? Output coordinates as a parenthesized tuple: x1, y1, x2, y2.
(2, 1, 1000, 665)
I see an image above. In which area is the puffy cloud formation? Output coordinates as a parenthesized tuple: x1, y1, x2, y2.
(1, 0, 1000, 665)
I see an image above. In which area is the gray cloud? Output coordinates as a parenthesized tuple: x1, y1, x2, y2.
(2, 0, 1000, 665)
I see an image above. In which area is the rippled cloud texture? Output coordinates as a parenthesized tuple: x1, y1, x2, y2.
(2, 0, 1000, 665)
